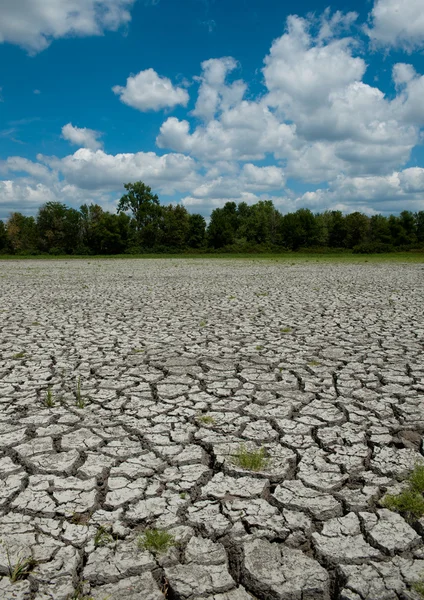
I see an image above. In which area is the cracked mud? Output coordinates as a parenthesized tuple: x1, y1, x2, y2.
(0, 258, 424, 600)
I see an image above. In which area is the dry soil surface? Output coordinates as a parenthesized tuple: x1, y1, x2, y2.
(1, 259, 424, 600)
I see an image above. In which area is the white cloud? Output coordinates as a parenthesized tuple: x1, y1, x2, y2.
(366, 0, 424, 51)
(61, 123, 103, 150)
(41, 148, 200, 194)
(157, 102, 296, 161)
(192, 57, 246, 121)
(295, 169, 424, 214)
(263, 15, 366, 116)
(0, 156, 55, 181)
(0, 0, 136, 54)
(112, 69, 190, 112)
(392, 64, 424, 125)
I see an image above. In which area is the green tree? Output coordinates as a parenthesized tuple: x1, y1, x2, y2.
(187, 213, 206, 248)
(345, 212, 369, 248)
(0, 220, 7, 251)
(207, 202, 239, 248)
(6, 213, 38, 253)
(117, 182, 160, 237)
(159, 204, 190, 249)
(415, 211, 424, 244)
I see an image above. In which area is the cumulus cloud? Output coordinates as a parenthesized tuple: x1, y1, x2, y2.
(3, 9, 424, 218)
(192, 57, 246, 121)
(61, 123, 103, 150)
(41, 148, 200, 194)
(295, 168, 424, 214)
(0, 0, 136, 54)
(157, 102, 296, 161)
(112, 69, 190, 112)
(366, 0, 424, 51)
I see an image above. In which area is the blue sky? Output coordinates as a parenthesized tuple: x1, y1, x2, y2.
(1, 0, 424, 220)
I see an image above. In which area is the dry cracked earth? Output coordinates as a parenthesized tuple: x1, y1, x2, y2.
(1, 258, 424, 600)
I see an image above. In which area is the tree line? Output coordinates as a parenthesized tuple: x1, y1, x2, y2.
(0, 181, 423, 255)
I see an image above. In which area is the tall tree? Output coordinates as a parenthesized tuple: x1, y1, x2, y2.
(6, 213, 38, 253)
(117, 182, 160, 236)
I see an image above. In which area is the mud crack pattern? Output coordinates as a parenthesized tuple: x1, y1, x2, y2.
(0, 258, 424, 600)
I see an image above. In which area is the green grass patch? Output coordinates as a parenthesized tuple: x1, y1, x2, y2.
(94, 525, 114, 547)
(137, 528, 175, 555)
(381, 464, 424, 522)
(232, 445, 270, 472)
(12, 351, 26, 359)
(43, 386, 55, 408)
(197, 414, 215, 425)
(1, 251, 423, 263)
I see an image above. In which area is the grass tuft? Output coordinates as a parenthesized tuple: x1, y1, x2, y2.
(198, 414, 215, 425)
(137, 528, 175, 555)
(6, 548, 36, 582)
(408, 465, 424, 493)
(75, 376, 88, 409)
(413, 580, 424, 597)
(94, 525, 114, 547)
(232, 445, 270, 472)
(280, 327, 292, 333)
(381, 464, 424, 522)
(44, 386, 55, 408)
(12, 352, 26, 360)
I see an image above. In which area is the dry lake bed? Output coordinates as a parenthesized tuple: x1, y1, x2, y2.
(1, 258, 424, 600)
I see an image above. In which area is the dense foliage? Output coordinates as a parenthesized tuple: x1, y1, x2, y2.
(1, 182, 423, 255)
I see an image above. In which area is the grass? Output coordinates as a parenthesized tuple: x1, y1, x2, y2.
(43, 386, 55, 408)
(199, 320, 207, 327)
(280, 327, 292, 333)
(413, 580, 424, 597)
(94, 525, 114, 547)
(6, 548, 36, 582)
(231, 445, 270, 472)
(255, 345, 264, 351)
(71, 512, 91, 525)
(137, 528, 175, 555)
(381, 464, 424, 522)
(75, 377, 88, 409)
(1, 252, 423, 263)
(308, 360, 321, 366)
(131, 348, 144, 354)
(12, 351, 26, 359)
(197, 414, 215, 425)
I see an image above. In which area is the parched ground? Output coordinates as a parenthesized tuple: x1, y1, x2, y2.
(0, 258, 424, 600)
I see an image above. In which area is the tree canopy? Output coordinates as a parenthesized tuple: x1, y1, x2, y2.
(0, 181, 423, 255)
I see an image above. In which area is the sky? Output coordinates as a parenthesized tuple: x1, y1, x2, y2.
(0, 0, 424, 220)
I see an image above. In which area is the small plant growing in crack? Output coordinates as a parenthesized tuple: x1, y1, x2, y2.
(232, 444, 270, 472)
(12, 351, 26, 360)
(138, 528, 175, 555)
(199, 320, 207, 327)
(413, 579, 424, 598)
(75, 377, 88, 409)
(71, 512, 91, 526)
(280, 327, 292, 333)
(5, 547, 37, 582)
(381, 464, 424, 522)
(131, 348, 144, 354)
(43, 386, 55, 408)
(256, 345, 264, 351)
(94, 525, 114, 547)
(198, 414, 215, 425)
(179, 492, 187, 499)
(308, 360, 321, 367)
